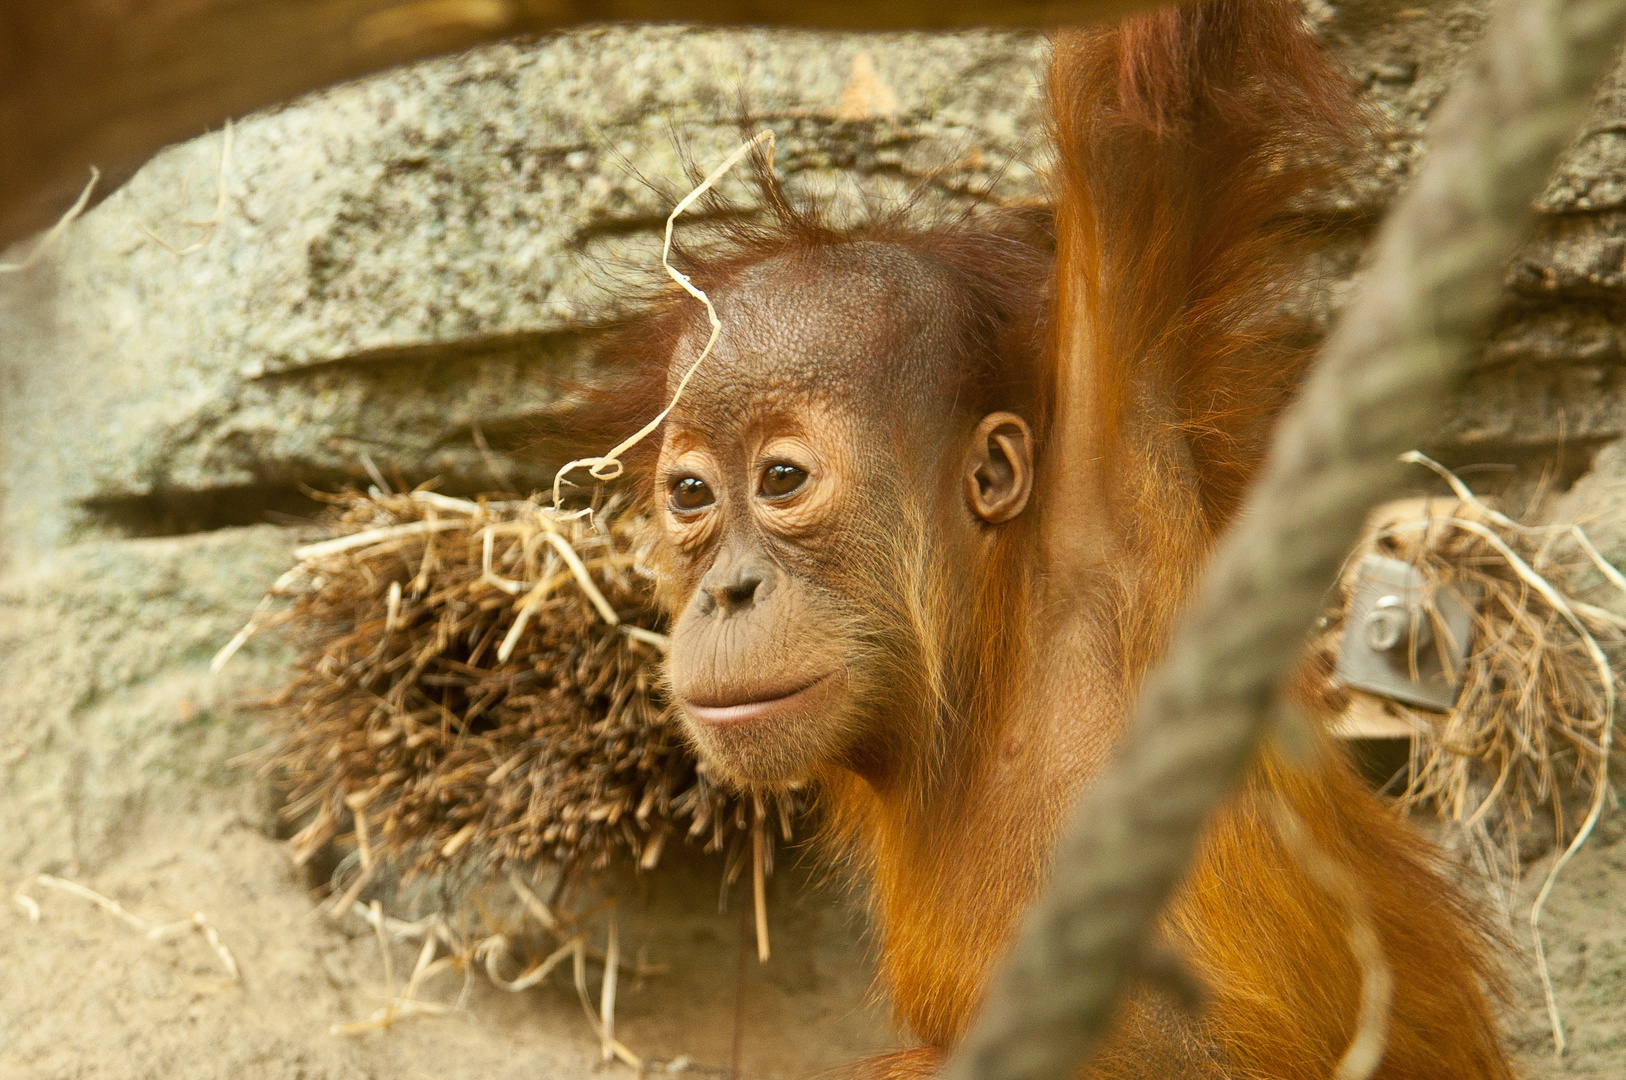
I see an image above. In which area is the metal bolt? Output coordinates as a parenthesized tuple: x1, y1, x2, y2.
(1363, 594, 1431, 655)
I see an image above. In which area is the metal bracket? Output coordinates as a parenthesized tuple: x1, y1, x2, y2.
(1333, 554, 1479, 712)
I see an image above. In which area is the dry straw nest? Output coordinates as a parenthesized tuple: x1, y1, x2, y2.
(242, 487, 791, 886)
(1304, 458, 1626, 1046)
(1315, 458, 1626, 885)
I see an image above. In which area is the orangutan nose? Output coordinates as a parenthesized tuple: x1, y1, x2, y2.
(698, 556, 775, 616)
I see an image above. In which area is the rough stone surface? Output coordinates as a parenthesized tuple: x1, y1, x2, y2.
(0, 27, 1046, 566)
(12, 4, 1626, 567)
(0, 527, 294, 870)
(10, 7, 1626, 564)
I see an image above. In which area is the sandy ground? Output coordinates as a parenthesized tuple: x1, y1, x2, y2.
(0, 798, 894, 1079)
(0, 528, 1621, 1078)
(3, 784, 1622, 1080)
(1496, 810, 1626, 1078)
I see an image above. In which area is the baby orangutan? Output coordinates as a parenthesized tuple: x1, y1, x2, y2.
(594, 2, 1513, 1076)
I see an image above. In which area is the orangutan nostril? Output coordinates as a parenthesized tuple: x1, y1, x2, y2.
(696, 553, 778, 617)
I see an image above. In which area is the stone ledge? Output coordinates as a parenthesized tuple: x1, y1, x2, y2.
(11, 5, 1626, 565)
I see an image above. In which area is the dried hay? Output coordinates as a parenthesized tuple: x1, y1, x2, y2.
(1325, 469, 1621, 881)
(325, 877, 653, 1067)
(1313, 453, 1625, 1054)
(236, 486, 793, 888)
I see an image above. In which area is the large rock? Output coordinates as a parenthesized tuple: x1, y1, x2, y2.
(0, 526, 294, 871)
(0, 27, 1046, 566)
(12, 7, 1626, 568)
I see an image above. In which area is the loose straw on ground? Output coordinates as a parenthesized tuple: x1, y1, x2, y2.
(12, 874, 240, 982)
(332, 899, 466, 1035)
(469, 886, 641, 1066)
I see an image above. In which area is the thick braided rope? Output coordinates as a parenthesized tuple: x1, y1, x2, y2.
(945, 2, 1626, 1078)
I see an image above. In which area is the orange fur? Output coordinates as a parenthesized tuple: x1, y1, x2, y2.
(1046, 0, 1352, 674)
(1149, 747, 1511, 1080)
(816, 3, 1514, 1077)
(592, 1, 1516, 1074)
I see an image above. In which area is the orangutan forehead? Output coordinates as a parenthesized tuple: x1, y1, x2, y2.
(665, 242, 964, 410)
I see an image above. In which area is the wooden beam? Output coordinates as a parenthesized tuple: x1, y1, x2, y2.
(0, 0, 1140, 250)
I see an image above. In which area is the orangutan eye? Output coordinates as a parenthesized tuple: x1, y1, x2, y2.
(669, 476, 715, 513)
(759, 464, 808, 499)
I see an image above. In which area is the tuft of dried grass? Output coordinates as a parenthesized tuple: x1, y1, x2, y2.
(1331, 484, 1621, 887)
(238, 486, 792, 885)
(1312, 454, 1625, 1055)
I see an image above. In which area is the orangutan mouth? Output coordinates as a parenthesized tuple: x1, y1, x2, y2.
(681, 673, 840, 727)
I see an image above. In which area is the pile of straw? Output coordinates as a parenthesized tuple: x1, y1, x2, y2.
(1310, 454, 1626, 1048)
(240, 487, 791, 884)
(1316, 454, 1624, 886)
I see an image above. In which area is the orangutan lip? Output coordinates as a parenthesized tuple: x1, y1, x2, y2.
(683, 673, 836, 727)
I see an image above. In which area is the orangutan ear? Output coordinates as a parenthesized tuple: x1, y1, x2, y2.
(964, 412, 1034, 524)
